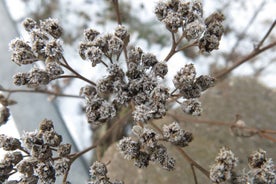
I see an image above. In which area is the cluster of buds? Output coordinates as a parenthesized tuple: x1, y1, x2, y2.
(88, 161, 123, 184)
(155, 0, 224, 52)
(79, 26, 170, 126)
(9, 18, 64, 88)
(0, 93, 16, 126)
(173, 63, 215, 115)
(209, 147, 238, 183)
(210, 148, 276, 184)
(246, 149, 276, 184)
(0, 119, 72, 183)
(117, 122, 192, 170)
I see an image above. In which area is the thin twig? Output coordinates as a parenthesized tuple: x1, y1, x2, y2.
(227, 0, 266, 61)
(112, 0, 128, 61)
(215, 40, 276, 80)
(191, 164, 199, 184)
(59, 56, 96, 86)
(0, 88, 82, 98)
(255, 19, 276, 49)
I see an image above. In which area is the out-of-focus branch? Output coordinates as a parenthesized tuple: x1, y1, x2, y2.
(215, 20, 276, 80)
(227, 0, 266, 61)
(168, 113, 276, 142)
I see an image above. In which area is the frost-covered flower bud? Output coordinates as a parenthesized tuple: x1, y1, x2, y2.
(210, 147, 238, 183)
(4, 151, 23, 165)
(141, 53, 158, 69)
(54, 157, 70, 176)
(84, 28, 100, 42)
(41, 18, 63, 39)
(195, 75, 215, 91)
(117, 137, 140, 160)
(57, 143, 71, 157)
(0, 134, 21, 151)
(153, 62, 168, 78)
(85, 46, 103, 67)
(181, 98, 202, 116)
(22, 18, 37, 32)
(162, 122, 193, 147)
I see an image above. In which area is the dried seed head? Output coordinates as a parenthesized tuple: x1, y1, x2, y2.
(40, 18, 63, 39)
(57, 143, 71, 157)
(39, 119, 54, 132)
(31, 144, 52, 161)
(0, 134, 21, 151)
(117, 137, 140, 160)
(134, 151, 150, 168)
(210, 147, 238, 183)
(173, 63, 196, 89)
(16, 158, 36, 176)
(43, 130, 62, 147)
(248, 149, 267, 169)
(45, 39, 63, 59)
(141, 53, 158, 69)
(84, 28, 100, 42)
(128, 47, 143, 63)
(89, 161, 108, 177)
(181, 98, 202, 116)
(195, 75, 215, 91)
(153, 62, 168, 78)
(46, 62, 64, 78)
(35, 162, 56, 183)
(85, 46, 103, 67)
(115, 25, 129, 42)
(162, 122, 193, 147)
(4, 151, 23, 165)
(22, 18, 37, 32)
(54, 157, 70, 176)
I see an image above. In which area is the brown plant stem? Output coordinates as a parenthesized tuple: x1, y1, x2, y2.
(59, 56, 96, 86)
(112, 0, 128, 61)
(215, 20, 276, 80)
(191, 164, 198, 184)
(168, 113, 276, 142)
(0, 87, 82, 98)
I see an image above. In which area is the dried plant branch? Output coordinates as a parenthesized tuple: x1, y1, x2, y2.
(0, 87, 82, 98)
(215, 20, 276, 80)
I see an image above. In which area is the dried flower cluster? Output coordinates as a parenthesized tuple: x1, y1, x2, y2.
(88, 161, 123, 184)
(173, 63, 215, 115)
(155, 0, 224, 52)
(79, 25, 171, 126)
(210, 148, 276, 184)
(117, 122, 192, 170)
(210, 147, 238, 183)
(0, 119, 72, 183)
(0, 93, 16, 126)
(9, 18, 64, 88)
